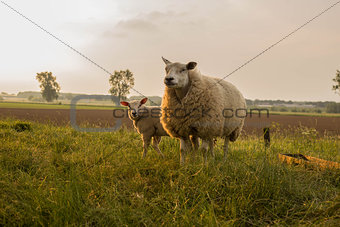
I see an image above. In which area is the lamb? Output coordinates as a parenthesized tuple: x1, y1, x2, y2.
(160, 57, 246, 164)
(121, 98, 199, 158)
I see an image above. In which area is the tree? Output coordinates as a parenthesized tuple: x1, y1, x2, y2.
(332, 70, 340, 94)
(109, 69, 135, 102)
(36, 72, 61, 102)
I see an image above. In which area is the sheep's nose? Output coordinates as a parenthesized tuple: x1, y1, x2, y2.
(165, 77, 174, 82)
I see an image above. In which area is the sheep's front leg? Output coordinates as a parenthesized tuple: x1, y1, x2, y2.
(142, 135, 152, 158)
(201, 140, 209, 163)
(208, 139, 215, 158)
(223, 137, 229, 161)
(190, 135, 199, 152)
(180, 138, 191, 164)
(152, 136, 164, 157)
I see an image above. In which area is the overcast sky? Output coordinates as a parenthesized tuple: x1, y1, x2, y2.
(0, 0, 340, 101)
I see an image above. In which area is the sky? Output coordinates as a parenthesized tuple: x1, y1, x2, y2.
(0, 0, 340, 102)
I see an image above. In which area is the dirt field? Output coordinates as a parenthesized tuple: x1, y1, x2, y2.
(0, 108, 339, 135)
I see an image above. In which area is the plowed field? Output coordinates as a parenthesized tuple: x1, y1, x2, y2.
(1, 108, 339, 135)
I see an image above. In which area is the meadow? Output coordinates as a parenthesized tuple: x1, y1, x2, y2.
(0, 119, 339, 226)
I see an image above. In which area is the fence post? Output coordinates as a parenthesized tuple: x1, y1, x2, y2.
(263, 127, 270, 148)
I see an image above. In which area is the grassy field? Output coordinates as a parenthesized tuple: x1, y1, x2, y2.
(0, 102, 116, 110)
(0, 119, 339, 226)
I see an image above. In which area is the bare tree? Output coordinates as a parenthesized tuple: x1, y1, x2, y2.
(36, 72, 61, 102)
(109, 69, 135, 102)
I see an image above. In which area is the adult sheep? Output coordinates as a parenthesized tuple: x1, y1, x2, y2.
(160, 57, 246, 164)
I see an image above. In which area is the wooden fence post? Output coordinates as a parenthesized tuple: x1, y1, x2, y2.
(263, 127, 270, 148)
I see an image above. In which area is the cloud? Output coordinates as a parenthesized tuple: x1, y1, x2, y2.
(116, 18, 158, 32)
(102, 11, 194, 39)
(103, 18, 159, 38)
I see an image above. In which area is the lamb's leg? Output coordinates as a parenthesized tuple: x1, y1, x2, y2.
(142, 135, 151, 158)
(152, 136, 164, 157)
(223, 137, 229, 161)
(180, 138, 191, 165)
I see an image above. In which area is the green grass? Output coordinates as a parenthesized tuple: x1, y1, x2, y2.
(0, 102, 117, 110)
(0, 119, 339, 226)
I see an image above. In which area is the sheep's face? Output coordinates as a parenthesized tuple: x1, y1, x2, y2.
(162, 57, 197, 89)
(120, 98, 148, 120)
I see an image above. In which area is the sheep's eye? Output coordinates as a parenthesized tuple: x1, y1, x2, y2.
(180, 69, 186, 73)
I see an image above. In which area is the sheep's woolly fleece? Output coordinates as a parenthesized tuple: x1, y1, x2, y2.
(161, 68, 246, 141)
(133, 106, 168, 137)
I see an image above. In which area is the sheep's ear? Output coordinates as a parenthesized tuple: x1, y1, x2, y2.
(186, 62, 197, 70)
(140, 98, 148, 105)
(120, 101, 129, 107)
(162, 57, 172, 65)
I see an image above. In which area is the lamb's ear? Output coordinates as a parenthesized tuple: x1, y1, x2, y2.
(186, 62, 197, 70)
(162, 57, 172, 65)
(140, 98, 148, 105)
(120, 101, 129, 107)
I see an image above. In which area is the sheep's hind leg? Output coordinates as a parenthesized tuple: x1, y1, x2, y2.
(201, 139, 215, 163)
(152, 136, 164, 157)
(208, 139, 215, 158)
(223, 137, 229, 161)
(201, 140, 209, 164)
(189, 135, 199, 160)
(142, 135, 151, 158)
(180, 138, 191, 165)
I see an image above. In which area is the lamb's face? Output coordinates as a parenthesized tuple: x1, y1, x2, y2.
(120, 98, 148, 120)
(162, 57, 197, 89)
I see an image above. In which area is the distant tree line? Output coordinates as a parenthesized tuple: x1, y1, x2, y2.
(269, 106, 323, 113)
(325, 102, 340, 113)
(245, 99, 338, 108)
(10, 92, 340, 111)
(17, 91, 87, 102)
(129, 96, 162, 106)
